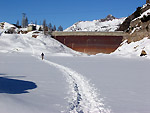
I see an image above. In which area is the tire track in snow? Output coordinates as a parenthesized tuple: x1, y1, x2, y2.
(41, 58, 110, 113)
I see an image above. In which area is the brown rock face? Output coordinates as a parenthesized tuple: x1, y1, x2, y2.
(117, 4, 150, 32)
(127, 19, 150, 43)
(146, 0, 150, 4)
(118, 4, 150, 43)
(140, 50, 147, 56)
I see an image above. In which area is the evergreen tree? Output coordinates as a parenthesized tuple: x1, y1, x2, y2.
(53, 25, 56, 31)
(48, 23, 53, 32)
(57, 25, 63, 31)
(25, 17, 28, 27)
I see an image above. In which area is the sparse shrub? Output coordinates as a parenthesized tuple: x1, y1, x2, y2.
(141, 15, 150, 22)
(131, 27, 134, 30)
(146, 26, 149, 31)
(38, 27, 42, 31)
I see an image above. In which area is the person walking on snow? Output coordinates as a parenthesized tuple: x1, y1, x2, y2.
(41, 53, 44, 60)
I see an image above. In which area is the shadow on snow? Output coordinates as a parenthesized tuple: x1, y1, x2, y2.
(0, 77, 37, 94)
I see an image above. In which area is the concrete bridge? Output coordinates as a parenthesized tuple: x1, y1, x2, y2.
(51, 31, 127, 54)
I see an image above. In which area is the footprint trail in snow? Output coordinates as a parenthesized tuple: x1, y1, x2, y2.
(22, 33, 110, 112)
(42, 58, 110, 113)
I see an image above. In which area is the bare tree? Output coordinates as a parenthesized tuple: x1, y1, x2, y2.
(43, 19, 47, 35)
(16, 20, 19, 26)
(22, 13, 28, 28)
(22, 13, 26, 28)
(53, 25, 56, 31)
(35, 20, 37, 26)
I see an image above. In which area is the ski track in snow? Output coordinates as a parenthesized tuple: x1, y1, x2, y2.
(41, 58, 110, 113)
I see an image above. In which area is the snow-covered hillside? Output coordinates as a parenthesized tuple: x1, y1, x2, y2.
(0, 22, 18, 33)
(112, 4, 150, 57)
(0, 32, 82, 56)
(112, 37, 150, 57)
(0, 23, 111, 113)
(65, 15, 126, 32)
(0, 21, 84, 56)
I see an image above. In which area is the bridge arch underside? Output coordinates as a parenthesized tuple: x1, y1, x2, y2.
(54, 35, 123, 55)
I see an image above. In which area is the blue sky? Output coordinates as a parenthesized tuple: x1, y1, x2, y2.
(0, 0, 146, 29)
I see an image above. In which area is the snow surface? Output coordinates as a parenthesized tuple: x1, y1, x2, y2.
(47, 55, 150, 113)
(1, 53, 150, 113)
(0, 22, 18, 33)
(1, 22, 150, 113)
(65, 16, 125, 32)
(0, 53, 69, 113)
(112, 37, 150, 58)
(0, 33, 82, 56)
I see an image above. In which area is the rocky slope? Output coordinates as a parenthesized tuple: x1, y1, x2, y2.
(118, 4, 150, 43)
(65, 15, 126, 32)
(113, 4, 150, 57)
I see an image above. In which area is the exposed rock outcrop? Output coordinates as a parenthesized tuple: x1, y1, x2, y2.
(127, 20, 150, 43)
(118, 4, 150, 43)
(117, 4, 150, 32)
(140, 50, 147, 56)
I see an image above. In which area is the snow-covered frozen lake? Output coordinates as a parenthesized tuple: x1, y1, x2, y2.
(1, 53, 150, 113)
